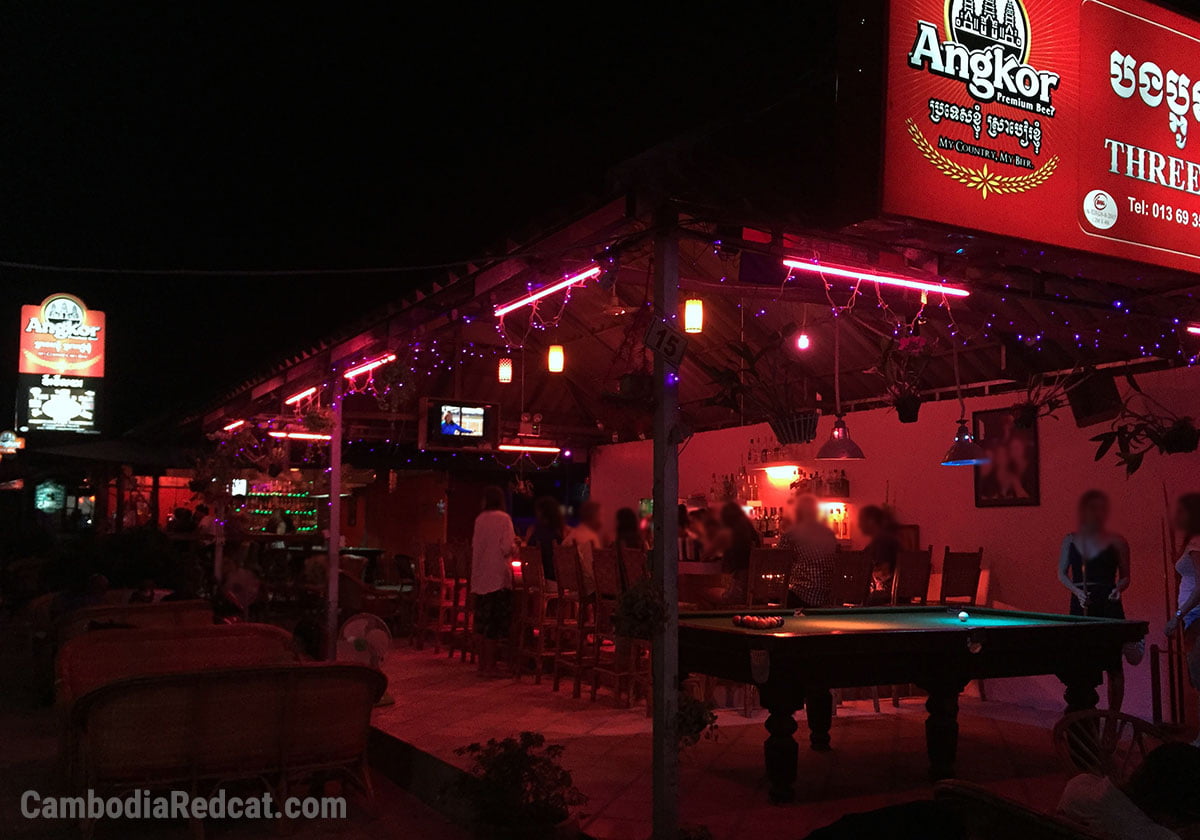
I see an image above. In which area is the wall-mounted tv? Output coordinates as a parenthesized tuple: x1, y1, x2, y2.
(417, 398, 499, 451)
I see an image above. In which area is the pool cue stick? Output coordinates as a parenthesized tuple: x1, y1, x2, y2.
(1164, 517, 1181, 724)
(1166, 484, 1188, 727)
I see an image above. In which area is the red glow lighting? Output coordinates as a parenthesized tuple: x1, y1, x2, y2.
(268, 431, 332, 441)
(1188, 325, 1200, 335)
(222, 419, 246, 432)
(493, 266, 602, 317)
(498, 443, 562, 454)
(284, 386, 318, 405)
(343, 353, 397, 379)
(782, 258, 970, 298)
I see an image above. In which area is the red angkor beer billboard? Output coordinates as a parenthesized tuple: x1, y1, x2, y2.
(19, 293, 106, 377)
(16, 293, 104, 435)
(883, 0, 1200, 272)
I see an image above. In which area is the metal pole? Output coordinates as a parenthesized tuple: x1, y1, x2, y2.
(326, 370, 344, 659)
(651, 210, 680, 840)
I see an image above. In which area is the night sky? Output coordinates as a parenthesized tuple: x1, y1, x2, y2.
(0, 5, 826, 433)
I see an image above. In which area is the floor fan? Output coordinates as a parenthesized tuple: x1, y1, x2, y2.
(338, 612, 395, 706)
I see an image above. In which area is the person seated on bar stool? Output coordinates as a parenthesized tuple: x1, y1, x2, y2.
(859, 505, 901, 606)
(564, 500, 604, 594)
(699, 502, 761, 607)
(780, 493, 837, 751)
(471, 486, 517, 677)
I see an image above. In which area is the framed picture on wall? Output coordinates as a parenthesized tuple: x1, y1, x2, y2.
(973, 409, 1040, 508)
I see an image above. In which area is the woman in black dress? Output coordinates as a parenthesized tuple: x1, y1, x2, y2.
(1057, 489, 1131, 712)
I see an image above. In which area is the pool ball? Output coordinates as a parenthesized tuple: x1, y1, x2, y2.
(958, 611, 969, 622)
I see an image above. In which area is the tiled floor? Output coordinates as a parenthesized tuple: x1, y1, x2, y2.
(373, 645, 1074, 839)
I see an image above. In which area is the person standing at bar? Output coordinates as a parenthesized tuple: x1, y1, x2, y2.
(1165, 494, 1200, 746)
(1057, 490, 1131, 713)
(471, 486, 516, 677)
(780, 493, 837, 751)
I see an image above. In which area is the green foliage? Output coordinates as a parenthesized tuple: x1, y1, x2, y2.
(613, 579, 666, 640)
(867, 334, 933, 402)
(453, 732, 587, 833)
(698, 327, 817, 420)
(1091, 375, 1198, 475)
(676, 692, 718, 749)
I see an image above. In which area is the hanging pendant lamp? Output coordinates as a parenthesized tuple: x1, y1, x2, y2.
(941, 343, 989, 466)
(816, 313, 865, 460)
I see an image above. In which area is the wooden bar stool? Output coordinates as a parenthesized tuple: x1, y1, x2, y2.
(941, 546, 987, 699)
(414, 543, 455, 653)
(446, 541, 476, 662)
(831, 548, 873, 607)
(891, 545, 933, 705)
(514, 548, 563, 683)
(589, 549, 636, 705)
(551, 545, 593, 698)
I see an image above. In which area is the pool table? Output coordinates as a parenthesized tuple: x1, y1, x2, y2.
(679, 606, 1147, 802)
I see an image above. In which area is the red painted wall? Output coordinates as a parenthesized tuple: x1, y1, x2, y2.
(590, 365, 1200, 720)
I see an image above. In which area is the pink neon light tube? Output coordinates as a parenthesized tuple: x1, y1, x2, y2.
(498, 443, 562, 454)
(782, 258, 970, 298)
(344, 353, 397, 379)
(284, 386, 318, 405)
(268, 431, 332, 441)
(222, 419, 245, 432)
(494, 266, 602, 317)
(1188, 325, 1200, 335)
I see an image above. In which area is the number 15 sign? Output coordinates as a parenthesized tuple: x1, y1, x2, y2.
(643, 318, 688, 367)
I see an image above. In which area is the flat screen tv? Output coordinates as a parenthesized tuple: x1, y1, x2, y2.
(418, 398, 499, 451)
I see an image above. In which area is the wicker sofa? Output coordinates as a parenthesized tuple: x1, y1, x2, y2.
(55, 600, 214, 646)
(55, 623, 298, 707)
(70, 663, 386, 804)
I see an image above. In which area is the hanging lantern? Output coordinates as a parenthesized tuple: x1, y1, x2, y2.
(547, 345, 565, 373)
(684, 298, 704, 334)
(796, 332, 811, 350)
(815, 417, 865, 460)
(940, 345, 989, 466)
(941, 420, 989, 466)
(497, 358, 513, 384)
(815, 316, 865, 460)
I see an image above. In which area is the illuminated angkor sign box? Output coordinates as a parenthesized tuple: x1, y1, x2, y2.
(16, 294, 104, 435)
(882, 0, 1200, 272)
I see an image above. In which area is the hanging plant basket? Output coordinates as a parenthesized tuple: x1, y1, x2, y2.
(893, 394, 922, 424)
(768, 411, 819, 445)
(1161, 420, 1200, 454)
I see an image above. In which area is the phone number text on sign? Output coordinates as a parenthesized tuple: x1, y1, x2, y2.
(1125, 198, 1200, 228)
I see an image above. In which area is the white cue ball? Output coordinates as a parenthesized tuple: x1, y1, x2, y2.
(958, 611, 969, 622)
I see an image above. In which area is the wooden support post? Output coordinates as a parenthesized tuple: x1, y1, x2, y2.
(326, 368, 344, 660)
(651, 210, 680, 840)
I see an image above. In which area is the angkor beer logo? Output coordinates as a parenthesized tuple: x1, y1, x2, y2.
(25, 295, 100, 341)
(909, 0, 1058, 114)
(947, 0, 1030, 65)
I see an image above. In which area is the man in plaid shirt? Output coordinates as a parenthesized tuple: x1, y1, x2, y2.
(779, 494, 838, 750)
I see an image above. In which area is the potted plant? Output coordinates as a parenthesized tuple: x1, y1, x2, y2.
(1091, 376, 1199, 475)
(677, 691, 718, 749)
(698, 328, 820, 444)
(453, 732, 587, 839)
(1009, 371, 1071, 429)
(613, 579, 666, 640)
(869, 334, 933, 423)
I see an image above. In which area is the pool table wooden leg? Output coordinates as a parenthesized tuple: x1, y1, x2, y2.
(763, 705, 799, 803)
(1060, 668, 1102, 714)
(921, 682, 966, 781)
